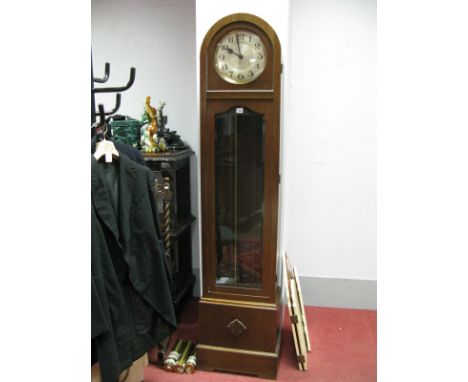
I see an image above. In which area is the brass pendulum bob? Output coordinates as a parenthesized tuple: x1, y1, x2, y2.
(163, 339, 185, 372)
(184, 346, 197, 374)
(173, 341, 194, 374)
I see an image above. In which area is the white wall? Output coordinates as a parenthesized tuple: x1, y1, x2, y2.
(91, 0, 200, 269)
(284, 0, 376, 280)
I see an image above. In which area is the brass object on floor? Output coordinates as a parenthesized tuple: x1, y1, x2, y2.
(174, 341, 195, 373)
(185, 346, 197, 374)
(163, 339, 185, 371)
(157, 335, 171, 365)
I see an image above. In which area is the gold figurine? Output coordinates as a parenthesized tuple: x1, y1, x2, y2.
(145, 96, 158, 145)
(140, 96, 158, 152)
(141, 96, 169, 153)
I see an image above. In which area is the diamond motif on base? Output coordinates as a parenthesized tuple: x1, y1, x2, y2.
(227, 318, 247, 337)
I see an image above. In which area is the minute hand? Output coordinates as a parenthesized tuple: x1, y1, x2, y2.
(235, 33, 244, 59)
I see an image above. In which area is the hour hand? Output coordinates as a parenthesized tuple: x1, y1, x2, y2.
(222, 45, 243, 59)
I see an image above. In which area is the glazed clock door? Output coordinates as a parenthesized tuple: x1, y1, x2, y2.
(215, 107, 264, 290)
(201, 99, 277, 303)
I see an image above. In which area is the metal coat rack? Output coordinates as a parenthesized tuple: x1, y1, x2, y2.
(91, 57, 136, 126)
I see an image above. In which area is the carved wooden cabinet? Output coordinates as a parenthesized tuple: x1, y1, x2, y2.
(144, 149, 195, 317)
(198, 13, 283, 379)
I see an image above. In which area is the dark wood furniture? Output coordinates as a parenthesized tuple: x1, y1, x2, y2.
(144, 149, 195, 318)
(198, 13, 283, 379)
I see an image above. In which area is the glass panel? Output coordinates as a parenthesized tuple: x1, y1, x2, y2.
(215, 107, 264, 289)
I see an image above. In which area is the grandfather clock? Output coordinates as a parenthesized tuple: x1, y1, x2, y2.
(198, 13, 282, 379)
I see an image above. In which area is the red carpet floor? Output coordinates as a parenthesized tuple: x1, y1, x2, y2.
(144, 298, 376, 382)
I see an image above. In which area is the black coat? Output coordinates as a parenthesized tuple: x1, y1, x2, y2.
(91, 154, 176, 382)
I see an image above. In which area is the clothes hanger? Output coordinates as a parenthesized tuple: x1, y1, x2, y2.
(93, 104, 120, 163)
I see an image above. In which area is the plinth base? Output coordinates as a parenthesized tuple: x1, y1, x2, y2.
(198, 296, 282, 379)
(197, 332, 281, 380)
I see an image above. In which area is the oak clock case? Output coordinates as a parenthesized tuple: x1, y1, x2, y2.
(198, 14, 282, 380)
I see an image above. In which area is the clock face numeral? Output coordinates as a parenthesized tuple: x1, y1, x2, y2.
(214, 29, 267, 84)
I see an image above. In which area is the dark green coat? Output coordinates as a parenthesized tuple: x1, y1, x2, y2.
(91, 155, 176, 382)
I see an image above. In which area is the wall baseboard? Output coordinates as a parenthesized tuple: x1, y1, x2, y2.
(192, 269, 376, 310)
(298, 276, 376, 310)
